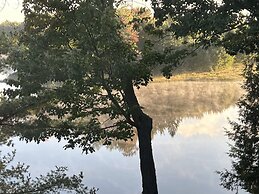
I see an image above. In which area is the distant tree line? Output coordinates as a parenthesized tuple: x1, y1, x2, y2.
(0, 11, 245, 77)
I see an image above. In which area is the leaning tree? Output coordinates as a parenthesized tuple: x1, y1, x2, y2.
(0, 0, 187, 193)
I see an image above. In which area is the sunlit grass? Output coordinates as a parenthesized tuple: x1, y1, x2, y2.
(153, 64, 244, 82)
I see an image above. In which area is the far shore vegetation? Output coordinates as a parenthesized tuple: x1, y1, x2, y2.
(154, 63, 244, 82)
(1, 20, 245, 83)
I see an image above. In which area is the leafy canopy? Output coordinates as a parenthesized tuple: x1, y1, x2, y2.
(151, 0, 259, 193)
(0, 0, 162, 153)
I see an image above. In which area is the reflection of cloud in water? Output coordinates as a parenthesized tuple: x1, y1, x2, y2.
(177, 106, 239, 137)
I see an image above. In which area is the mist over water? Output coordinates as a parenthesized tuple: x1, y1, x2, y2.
(2, 81, 247, 194)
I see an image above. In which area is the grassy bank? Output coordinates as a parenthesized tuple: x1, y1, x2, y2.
(153, 64, 244, 82)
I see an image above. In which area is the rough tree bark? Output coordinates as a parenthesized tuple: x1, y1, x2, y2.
(124, 81, 158, 194)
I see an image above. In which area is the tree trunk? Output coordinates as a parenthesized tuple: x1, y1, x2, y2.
(136, 113, 158, 194)
(123, 82, 158, 194)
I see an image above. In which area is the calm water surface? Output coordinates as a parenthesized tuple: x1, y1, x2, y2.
(3, 81, 248, 194)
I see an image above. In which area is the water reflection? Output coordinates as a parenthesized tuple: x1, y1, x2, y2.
(107, 81, 243, 156)
(137, 81, 242, 128)
(2, 81, 246, 194)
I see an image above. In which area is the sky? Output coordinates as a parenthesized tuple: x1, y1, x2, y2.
(0, 0, 24, 22)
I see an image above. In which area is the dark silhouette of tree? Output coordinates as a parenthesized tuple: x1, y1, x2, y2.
(151, 0, 259, 193)
(0, 1, 251, 193)
(0, 155, 97, 194)
(218, 58, 259, 194)
(0, 1, 171, 193)
(0, 130, 97, 194)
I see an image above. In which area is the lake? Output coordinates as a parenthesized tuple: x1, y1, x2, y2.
(2, 81, 248, 194)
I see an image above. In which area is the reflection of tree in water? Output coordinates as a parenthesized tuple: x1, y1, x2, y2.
(93, 117, 139, 156)
(107, 129, 139, 156)
(138, 81, 242, 120)
(105, 81, 242, 156)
